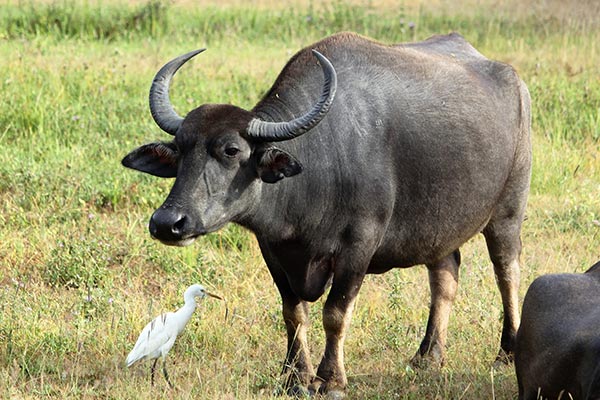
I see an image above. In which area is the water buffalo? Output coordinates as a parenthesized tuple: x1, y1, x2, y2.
(515, 261, 600, 400)
(122, 32, 531, 396)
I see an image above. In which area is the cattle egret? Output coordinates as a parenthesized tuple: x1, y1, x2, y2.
(126, 284, 222, 387)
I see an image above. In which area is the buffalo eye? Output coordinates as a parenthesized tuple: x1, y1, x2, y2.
(224, 146, 240, 157)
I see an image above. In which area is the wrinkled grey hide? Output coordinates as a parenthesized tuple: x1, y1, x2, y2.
(515, 261, 600, 400)
(123, 32, 532, 396)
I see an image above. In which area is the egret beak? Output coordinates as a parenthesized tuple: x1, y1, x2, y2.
(205, 292, 228, 321)
(205, 291, 222, 300)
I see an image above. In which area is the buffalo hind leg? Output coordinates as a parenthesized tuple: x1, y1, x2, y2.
(483, 222, 522, 364)
(411, 250, 460, 367)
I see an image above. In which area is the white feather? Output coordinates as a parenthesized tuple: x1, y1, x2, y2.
(125, 284, 220, 371)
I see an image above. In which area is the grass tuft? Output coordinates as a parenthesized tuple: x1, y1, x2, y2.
(1, 0, 170, 40)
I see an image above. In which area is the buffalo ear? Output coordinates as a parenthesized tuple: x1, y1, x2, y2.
(121, 142, 178, 178)
(255, 146, 303, 183)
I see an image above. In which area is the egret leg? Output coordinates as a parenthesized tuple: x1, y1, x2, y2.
(150, 359, 158, 386)
(162, 358, 174, 388)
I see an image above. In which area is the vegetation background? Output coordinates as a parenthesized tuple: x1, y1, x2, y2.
(0, 0, 598, 398)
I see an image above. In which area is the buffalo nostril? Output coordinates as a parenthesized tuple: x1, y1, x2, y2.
(172, 216, 187, 235)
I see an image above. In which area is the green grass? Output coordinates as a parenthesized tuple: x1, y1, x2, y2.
(0, 0, 599, 398)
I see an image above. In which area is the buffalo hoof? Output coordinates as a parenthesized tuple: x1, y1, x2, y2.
(307, 379, 346, 399)
(493, 349, 514, 368)
(288, 384, 311, 398)
(409, 348, 445, 369)
(324, 389, 346, 399)
(306, 388, 346, 399)
(273, 384, 310, 398)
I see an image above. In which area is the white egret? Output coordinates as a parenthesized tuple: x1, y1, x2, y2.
(126, 284, 222, 387)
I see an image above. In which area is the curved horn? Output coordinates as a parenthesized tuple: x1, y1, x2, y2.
(246, 50, 337, 142)
(149, 48, 206, 136)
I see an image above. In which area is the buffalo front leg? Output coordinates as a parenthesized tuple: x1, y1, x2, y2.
(281, 297, 315, 395)
(258, 240, 316, 395)
(309, 269, 366, 397)
(411, 250, 460, 367)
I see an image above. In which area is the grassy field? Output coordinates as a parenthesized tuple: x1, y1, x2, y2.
(0, 0, 599, 398)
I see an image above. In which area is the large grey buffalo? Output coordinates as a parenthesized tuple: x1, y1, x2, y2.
(122, 32, 531, 396)
(515, 261, 600, 400)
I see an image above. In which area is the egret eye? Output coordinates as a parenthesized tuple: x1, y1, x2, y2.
(224, 146, 240, 157)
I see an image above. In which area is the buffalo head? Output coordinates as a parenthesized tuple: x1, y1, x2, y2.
(122, 49, 337, 246)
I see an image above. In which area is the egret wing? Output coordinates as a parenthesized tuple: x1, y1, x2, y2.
(126, 312, 177, 366)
